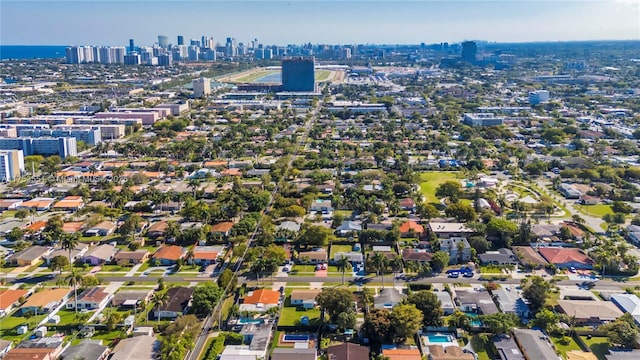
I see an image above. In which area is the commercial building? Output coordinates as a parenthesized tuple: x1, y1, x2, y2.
(461, 41, 477, 63)
(74, 117, 142, 127)
(18, 127, 101, 145)
(282, 56, 316, 92)
(157, 35, 169, 48)
(95, 112, 158, 126)
(529, 90, 550, 105)
(0, 150, 24, 181)
(0, 137, 77, 158)
(193, 78, 211, 98)
(155, 102, 189, 116)
(463, 113, 505, 127)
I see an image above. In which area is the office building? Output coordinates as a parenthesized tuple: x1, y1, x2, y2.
(281, 56, 315, 92)
(96, 112, 158, 126)
(129, 39, 135, 53)
(0, 137, 77, 158)
(529, 90, 550, 105)
(17, 127, 102, 146)
(225, 37, 236, 56)
(463, 113, 504, 127)
(188, 46, 200, 61)
(461, 41, 477, 63)
(193, 78, 211, 98)
(177, 35, 184, 46)
(0, 127, 17, 138)
(124, 54, 141, 65)
(158, 35, 169, 49)
(0, 150, 24, 181)
(158, 53, 173, 67)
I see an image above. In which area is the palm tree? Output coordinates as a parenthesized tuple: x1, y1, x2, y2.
(371, 252, 388, 288)
(336, 255, 352, 286)
(150, 291, 169, 324)
(61, 233, 80, 267)
(392, 255, 404, 279)
(65, 269, 82, 313)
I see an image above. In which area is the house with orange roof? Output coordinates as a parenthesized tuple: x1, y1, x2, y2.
(147, 221, 168, 238)
(0, 289, 28, 316)
(538, 247, 595, 270)
(221, 168, 242, 177)
(382, 349, 422, 360)
(399, 220, 424, 237)
(190, 246, 221, 266)
(0, 199, 23, 210)
(210, 222, 235, 237)
(204, 160, 228, 168)
(562, 222, 585, 241)
(66, 287, 112, 310)
(152, 245, 184, 265)
(19, 197, 56, 211)
(239, 288, 281, 312)
(24, 220, 47, 233)
(53, 196, 85, 211)
(426, 345, 474, 360)
(19, 288, 70, 314)
(62, 221, 85, 233)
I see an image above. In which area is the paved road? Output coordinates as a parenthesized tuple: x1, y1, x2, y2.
(534, 179, 605, 232)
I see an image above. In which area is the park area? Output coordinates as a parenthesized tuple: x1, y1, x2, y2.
(419, 171, 461, 203)
(223, 68, 336, 83)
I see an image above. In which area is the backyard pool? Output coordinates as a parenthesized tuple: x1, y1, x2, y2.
(238, 318, 264, 325)
(283, 334, 310, 342)
(427, 334, 452, 343)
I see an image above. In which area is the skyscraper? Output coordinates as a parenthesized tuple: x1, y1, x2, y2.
(129, 39, 135, 53)
(158, 35, 169, 49)
(177, 35, 184, 46)
(461, 41, 477, 63)
(281, 56, 315, 92)
(193, 78, 211, 98)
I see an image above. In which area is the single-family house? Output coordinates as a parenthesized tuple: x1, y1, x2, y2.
(6, 245, 51, 266)
(432, 291, 454, 315)
(62, 221, 85, 234)
(190, 246, 221, 265)
(67, 287, 112, 311)
(336, 221, 362, 236)
(374, 288, 407, 309)
(530, 224, 561, 241)
(478, 248, 519, 266)
(427, 345, 474, 360)
(492, 336, 525, 360)
(152, 245, 184, 266)
(399, 198, 416, 212)
(538, 247, 595, 269)
(513, 246, 548, 268)
(428, 222, 474, 239)
(60, 339, 109, 360)
(271, 348, 317, 360)
(0, 199, 24, 211)
(43, 244, 88, 265)
(298, 249, 328, 264)
(110, 289, 153, 309)
(19, 197, 56, 211)
(399, 220, 424, 237)
(210, 222, 235, 237)
(382, 348, 422, 360)
(290, 289, 321, 309)
(610, 293, 640, 326)
(493, 287, 531, 318)
(559, 183, 582, 199)
(310, 199, 333, 213)
(239, 288, 280, 312)
(110, 335, 159, 360)
(512, 329, 561, 360)
(23, 220, 47, 234)
(326, 343, 370, 360)
(82, 244, 118, 265)
(153, 287, 194, 320)
(439, 237, 471, 264)
(556, 300, 623, 324)
(454, 289, 499, 315)
(579, 194, 600, 205)
(333, 252, 364, 265)
(402, 248, 433, 263)
(5, 337, 64, 360)
(19, 288, 70, 315)
(114, 250, 150, 266)
(0, 289, 28, 317)
(52, 196, 85, 211)
(147, 221, 168, 238)
(84, 221, 117, 236)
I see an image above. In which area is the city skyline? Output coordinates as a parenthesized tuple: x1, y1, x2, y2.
(1, 0, 639, 46)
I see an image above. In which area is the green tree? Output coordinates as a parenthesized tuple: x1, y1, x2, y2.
(533, 308, 559, 334)
(151, 291, 169, 323)
(66, 269, 83, 313)
(445, 202, 477, 222)
(430, 251, 450, 272)
(406, 290, 444, 327)
(481, 312, 520, 335)
(191, 282, 224, 317)
(602, 315, 639, 349)
(316, 287, 354, 323)
(217, 269, 237, 291)
(6, 227, 25, 242)
(49, 255, 69, 275)
(298, 225, 335, 248)
(522, 276, 551, 314)
(435, 181, 462, 203)
(371, 252, 389, 288)
(336, 255, 353, 286)
(486, 218, 518, 247)
(390, 303, 423, 343)
(362, 308, 393, 347)
(264, 244, 287, 265)
(417, 202, 440, 220)
(336, 309, 357, 330)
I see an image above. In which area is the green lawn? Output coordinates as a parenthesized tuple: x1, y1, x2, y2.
(91, 329, 127, 346)
(334, 210, 353, 218)
(315, 70, 331, 82)
(580, 336, 609, 360)
(576, 204, 613, 217)
(470, 335, 491, 360)
(419, 171, 461, 203)
(278, 304, 322, 326)
(330, 245, 355, 258)
(0, 311, 48, 341)
(551, 335, 582, 358)
(236, 70, 277, 83)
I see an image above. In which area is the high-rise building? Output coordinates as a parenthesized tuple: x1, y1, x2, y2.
(158, 53, 173, 67)
(124, 54, 141, 65)
(0, 150, 24, 181)
(225, 37, 236, 56)
(188, 46, 200, 61)
(0, 137, 77, 158)
(201, 36, 208, 49)
(281, 56, 315, 92)
(192, 78, 211, 98)
(461, 41, 477, 63)
(177, 35, 184, 46)
(65, 46, 82, 64)
(158, 35, 169, 49)
(129, 39, 135, 53)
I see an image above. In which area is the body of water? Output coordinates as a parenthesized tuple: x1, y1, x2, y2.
(255, 72, 282, 83)
(1, 46, 68, 60)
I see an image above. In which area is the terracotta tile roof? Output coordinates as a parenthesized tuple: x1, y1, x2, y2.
(4, 348, 54, 360)
(204, 160, 228, 168)
(0, 289, 28, 310)
(538, 247, 594, 266)
(192, 250, 219, 260)
(21, 288, 70, 308)
(24, 221, 47, 232)
(290, 289, 321, 302)
(76, 287, 110, 303)
(221, 168, 242, 176)
(21, 198, 55, 208)
(62, 222, 85, 233)
(152, 245, 184, 261)
(382, 349, 422, 360)
(243, 289, 280, 305)
(53, 196, 84, 208)
(210, 222, 234, 233)
(399, 220, 424, 234)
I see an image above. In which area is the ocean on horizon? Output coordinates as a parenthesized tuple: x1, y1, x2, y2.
(0, 45, 68, 60)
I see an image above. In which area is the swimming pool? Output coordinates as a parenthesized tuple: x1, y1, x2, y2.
(427, 335, 451, 343)
(283, 334, 310, 342)
(238, 318, 264, 324)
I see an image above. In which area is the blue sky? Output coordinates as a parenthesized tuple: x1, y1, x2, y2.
(1, 1, 639, 46)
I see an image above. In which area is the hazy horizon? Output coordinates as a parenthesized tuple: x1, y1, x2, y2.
(1, 0, 639, 46)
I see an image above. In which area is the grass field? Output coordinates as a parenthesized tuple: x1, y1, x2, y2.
(576, 204, 613, 217)
(278, 296, 322, 326)
(580, 336, 609, 360)
(236, 70, 277, 83)
(330, 244, 354, 258)
(315, 70, 331, 82)
(419, 171, 461, 203)
(551, 335, 582, 357)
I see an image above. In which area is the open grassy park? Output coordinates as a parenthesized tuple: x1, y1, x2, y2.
(230, 68, 334, 83)
(419, 171, 461, 203)
(315, 70, 331, 82)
